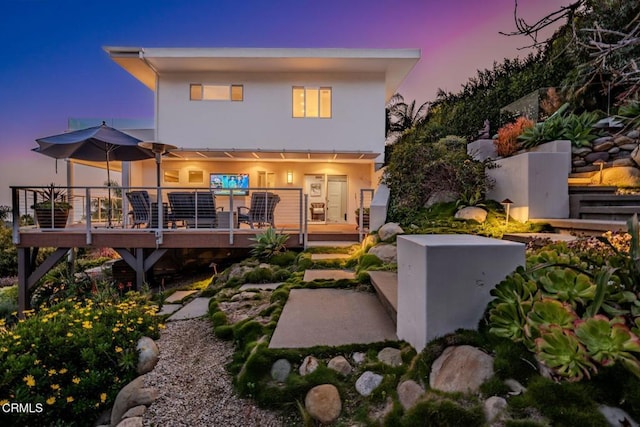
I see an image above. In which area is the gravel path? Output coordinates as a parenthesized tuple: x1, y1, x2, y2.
(142, 318, 287, 427)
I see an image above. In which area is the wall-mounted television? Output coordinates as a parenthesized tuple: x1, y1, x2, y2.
(210, 173, 250, 195)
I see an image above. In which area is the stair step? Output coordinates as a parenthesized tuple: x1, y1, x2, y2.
(502, 233, 577, 244)
(369, 271, 397, 325)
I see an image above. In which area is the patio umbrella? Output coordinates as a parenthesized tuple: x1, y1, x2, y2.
(34, 122, 155, 227)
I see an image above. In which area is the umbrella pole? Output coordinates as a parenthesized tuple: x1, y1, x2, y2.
(106, 151, 112, 228)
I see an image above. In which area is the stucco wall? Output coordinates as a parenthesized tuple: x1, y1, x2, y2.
(156, 71, 385, 158)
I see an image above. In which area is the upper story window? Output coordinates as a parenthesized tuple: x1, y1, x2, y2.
(292, 87, 331, 118)
(190, 84, 243, 101)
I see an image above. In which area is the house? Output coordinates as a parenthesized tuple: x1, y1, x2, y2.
(104, 47, 420, 225)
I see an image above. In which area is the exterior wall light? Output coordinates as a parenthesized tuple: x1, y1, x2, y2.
(286, 170, 293, 184)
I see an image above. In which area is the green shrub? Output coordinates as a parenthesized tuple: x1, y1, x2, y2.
(400, 397, 484, 427)
(0, 297, 160, 426)
(214, 325, 234, 340)
(249, 227, 290, 260)
(269, 250, 298, 267)
(358, 253, 383, 271)
(0, 286, 17, 322)
(211, 311, 228, 327)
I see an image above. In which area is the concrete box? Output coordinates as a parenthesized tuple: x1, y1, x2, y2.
(487, 150, 570, 222)
(397, 234, 525, 352)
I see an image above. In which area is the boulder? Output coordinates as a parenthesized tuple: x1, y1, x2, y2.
(615, 135, 635, 146)
(425, 190, 458, 208)
(593, 136, 613, 145)
(454, 207, 487, 223)
(429, 346, 494, 393)
(628, 130, 640, 139)
(270, 359, 291, 382)
(632, 145, 640, 166)
(608, 147, 620, 154)
(572, 146, 593, 156)
(590, 166, 640, 186)
(613, 158, 636, 167)
(377, 223, 404, 241)
(327, 356, 352, 376)
(598, 405, 639, 427)
(584, 152, 609, 163)
(484, 396, 508, 425)
(355, 371, 384, 397)
(368, 244, 397, 264)
(504, 378, 527, 395)
(299, 355, 320, 376)
(377, 347, 402, 367)
(227, 265, 254, 281)
(620, 144, 639, 151)
(116, 417, 143, 427)
(397, 380, 424, 410)
(572, 159, 587, 167)
(352, 352, 366, 365)
(305, 384, 342, 424)
(467, 139, 498, 161)
(593, 140, 615, 152)
(136, 337, 159, 375)
(121, 405, 146, 419)
(110, 375, 158, 426)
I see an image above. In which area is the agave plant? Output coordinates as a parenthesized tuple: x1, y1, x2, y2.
(574, 315, 640, 378)
(538, 268, 596, 308)
(535, 325, 596, 381)
(249, 227, 290, 260)
(562, 111, 602, 148)
(616, 99, 640, 130)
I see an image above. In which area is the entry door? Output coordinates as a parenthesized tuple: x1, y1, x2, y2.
(326, 175, 347, 223)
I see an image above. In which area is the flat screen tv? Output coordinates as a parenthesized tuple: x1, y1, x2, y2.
(210, 173, 250, 195)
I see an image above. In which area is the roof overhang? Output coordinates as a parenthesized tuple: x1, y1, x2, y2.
(163, 148, 380, 162)
(104, 47, 420, 100)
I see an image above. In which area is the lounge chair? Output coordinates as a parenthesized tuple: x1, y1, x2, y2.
(237, 192, 280, 228)
(126, 191, 151, 228)
(168, 191, 218, 228)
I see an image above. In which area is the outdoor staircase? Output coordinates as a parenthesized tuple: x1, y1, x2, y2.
(569, 185, 640, 221)
(369, 271, 398, 325)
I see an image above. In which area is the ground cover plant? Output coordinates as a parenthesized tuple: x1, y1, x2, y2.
(0, 289, 161, 426)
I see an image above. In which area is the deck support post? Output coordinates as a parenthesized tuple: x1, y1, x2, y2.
(114, 248, 168, 290)
(17, 247, 70, 315)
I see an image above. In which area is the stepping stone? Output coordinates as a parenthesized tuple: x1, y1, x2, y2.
(307, 241, 356, 248)
(239, 283, 283, 291)
(303, 269, 356, 282)
(168, 298, 210, 321)
(269, 288, 397, 348)
(165, 290, 197, 303)
(311, 254, 351, 261)
(156, 304, 182, 316)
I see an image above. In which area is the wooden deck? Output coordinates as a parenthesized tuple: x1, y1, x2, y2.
(14, 223, 361, 313)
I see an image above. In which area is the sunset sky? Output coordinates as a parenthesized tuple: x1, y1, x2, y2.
(0, 0, 568, 206)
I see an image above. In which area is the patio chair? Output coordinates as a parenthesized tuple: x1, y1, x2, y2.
(126, 191, 151, 228)
(310, 202, 325, 221)
(237, 192, 280, 229)
(168, 191, 218, 228)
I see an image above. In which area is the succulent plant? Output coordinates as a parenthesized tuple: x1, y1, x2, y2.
(538, 268, 596, 308)
(535, 325, 596, 381)
(574, 315, 640, 378)
(525, 298, 579, 343)
(490, 267, 538, 306)
(489, 300, 533, 342)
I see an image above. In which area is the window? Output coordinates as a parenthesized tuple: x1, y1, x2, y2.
(188, 170, 204, 184)
(292, 86, 331, 118)
(163, 170, 180, 183)
(190, 84, 243, 101)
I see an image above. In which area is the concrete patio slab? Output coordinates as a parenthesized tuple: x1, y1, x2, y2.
(303, 269, 356, 282)
(269, 288, 397, 348)
(156, 304, 182, 316)
(239, 283, 284, 291)
(165, 290, 198, 303)
(311, 254, 351, 261)
(168, 298, 210, 321)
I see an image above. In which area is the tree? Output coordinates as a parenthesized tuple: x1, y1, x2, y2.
(504, 0, 640, 104)
(0, 206, 10, 222)
(385, 93, 429, 136)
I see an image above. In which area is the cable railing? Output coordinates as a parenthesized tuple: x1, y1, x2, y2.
(10, 185, 306, 246)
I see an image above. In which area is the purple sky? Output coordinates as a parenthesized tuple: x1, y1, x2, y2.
(0, 0, 568, 206)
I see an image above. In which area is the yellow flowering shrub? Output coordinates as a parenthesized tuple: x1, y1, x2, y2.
(0, 296, 159, 426)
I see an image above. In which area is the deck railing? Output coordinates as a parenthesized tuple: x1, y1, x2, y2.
(11, 185, 306, 246)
